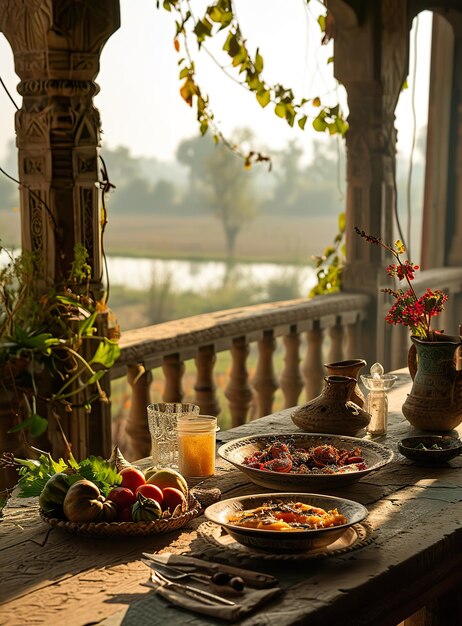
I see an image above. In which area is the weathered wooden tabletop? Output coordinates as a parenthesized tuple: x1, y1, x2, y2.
(1, 371, 462, 626)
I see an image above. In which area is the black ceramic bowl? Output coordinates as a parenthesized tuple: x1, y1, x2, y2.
(398, 436, 462, 464)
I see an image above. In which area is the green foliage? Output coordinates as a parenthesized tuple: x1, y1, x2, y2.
(158, 0, 348, 161)
(0, 244, 120, 442)
(309, 212, 346, 297)
(11, 452, 121, 498)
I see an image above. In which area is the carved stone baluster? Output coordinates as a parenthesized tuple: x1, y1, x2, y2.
(253, 331, 278, 419)
(280, 328, 303, 408)
(162, 354, 185, 403)
(303, 325, 324, 401)
(225, 337, 253, 427)
(194, 345, 220, 416)
(344, 316, 360, 360)
(124, 365, 152, 461)
(328, 321, 344, 363)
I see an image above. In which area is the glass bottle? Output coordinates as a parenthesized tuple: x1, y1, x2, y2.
(361, 363, 397, 436)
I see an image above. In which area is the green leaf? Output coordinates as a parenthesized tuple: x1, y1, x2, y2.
(318, 14, 326, 32)
(298, 115, 308, 130)
(256, 90, 270, 108)
(89, 338, 120, 368)
(338, 212, 346, 233)
(77, 456, 122, 496)
(312, 112, 327, 132)
(179, 67, 189, 79)
(87, 370, 107, 385)
(275, 102, 286, 118)
(254, 49, 264, 73)
(78, 311, 97, 338)
(29, 413, 48, 438)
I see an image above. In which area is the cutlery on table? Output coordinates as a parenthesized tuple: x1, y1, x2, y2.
(142, 561, 237, 606)
(142, 557, 245, 591)
(142, 552, 277, 588)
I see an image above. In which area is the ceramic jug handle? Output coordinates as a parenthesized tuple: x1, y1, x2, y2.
(408, 344, 417, 380)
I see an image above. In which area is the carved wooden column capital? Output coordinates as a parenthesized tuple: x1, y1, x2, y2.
(0, 0, 120, 288)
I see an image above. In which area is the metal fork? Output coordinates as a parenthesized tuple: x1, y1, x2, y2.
(145, 565, 236, 606)
(144, 559, 212, 585)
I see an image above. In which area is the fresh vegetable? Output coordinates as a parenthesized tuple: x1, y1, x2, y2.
(107, 486, 137, 509)
(108, 446, 135, 472)
(147, 468, 188, 497)
(120, 467, 146, 492)
(38, 472, 74, 517)
(117, 507, 133, 522)
(161, 487, 187, 514)
(131, 493, 163, 522)
(63, 479, 118, 523)
(135, 483, 163, 504)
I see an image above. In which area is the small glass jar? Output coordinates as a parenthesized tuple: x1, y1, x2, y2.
(177, 415, 217, 478)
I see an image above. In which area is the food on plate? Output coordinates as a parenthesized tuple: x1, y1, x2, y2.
(228, 500, 347, 531)
(242, 441, 367, 474)
(414, 442, 443, 451)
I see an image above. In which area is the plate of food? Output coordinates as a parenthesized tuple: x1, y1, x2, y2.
(204, 492, 368, 552)
(217, 433, 393, 490)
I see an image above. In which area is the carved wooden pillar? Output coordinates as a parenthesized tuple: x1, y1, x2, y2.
(0, 0, 120, 291)
(194, 345, 221, 416)
(225, 337, 253, 427)
(328, 321, 344, 363)
(280, 328, 304, 408)
(303, 325, 324, 401)
(162, 354, 185, 403)
(252, 331, 278, 419)
(328, 0, 410, 370)
(125, 365, 152, 461)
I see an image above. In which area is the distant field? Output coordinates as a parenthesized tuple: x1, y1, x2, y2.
(0, 211, 339, 264)
(105, 213, 339, 263)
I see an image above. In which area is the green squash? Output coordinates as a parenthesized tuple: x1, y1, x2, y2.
(131, 493, 162, 522)
(63, 479, 118, 523)
(39, 473, 72, 517)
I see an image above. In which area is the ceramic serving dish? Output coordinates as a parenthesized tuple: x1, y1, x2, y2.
(218, 433, 393, 491)
(398, 436, 462, 464)
(204, 492, 368, 553)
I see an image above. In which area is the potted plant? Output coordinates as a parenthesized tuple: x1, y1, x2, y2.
(355, 228, 462, 431)
(0, 243, 120, 491)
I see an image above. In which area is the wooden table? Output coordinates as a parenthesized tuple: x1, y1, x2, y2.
(1, 371, 462, 626)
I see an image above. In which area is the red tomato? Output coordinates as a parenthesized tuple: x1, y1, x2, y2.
(136, 483, 164, 504)
(107, 486, 136, 510)
(161, 487, 187, 513)
(117, 507, 133, 522)
(120, 467, 146, 492)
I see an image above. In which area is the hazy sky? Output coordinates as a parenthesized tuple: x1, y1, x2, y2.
(0, 2, 432, 165)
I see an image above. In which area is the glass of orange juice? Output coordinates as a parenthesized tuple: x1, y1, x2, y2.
(177, 415, 217, 478)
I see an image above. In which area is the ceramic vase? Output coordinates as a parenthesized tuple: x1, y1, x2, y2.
(291, 375, 371, 436)
(402, 333, 462, 431)
(324, 359, 367, 407)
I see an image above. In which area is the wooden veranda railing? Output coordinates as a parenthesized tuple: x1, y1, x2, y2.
(110, 293, 371, 460)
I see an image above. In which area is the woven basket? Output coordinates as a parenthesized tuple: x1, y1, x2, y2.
(39, 494, 201, 537)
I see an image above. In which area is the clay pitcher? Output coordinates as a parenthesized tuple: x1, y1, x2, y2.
(402, 334, 462, 431)
(324, 359, 367, 407)
(291, 375, 371, 436)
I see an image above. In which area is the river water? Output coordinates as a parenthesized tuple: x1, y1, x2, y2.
(106, 256, 317, 295)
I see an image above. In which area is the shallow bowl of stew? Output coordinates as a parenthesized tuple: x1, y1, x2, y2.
(218, 433, 393, 491)
(204, 492, 368, 553)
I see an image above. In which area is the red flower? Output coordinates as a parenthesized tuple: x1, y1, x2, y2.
(356, 228, 448, 340)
